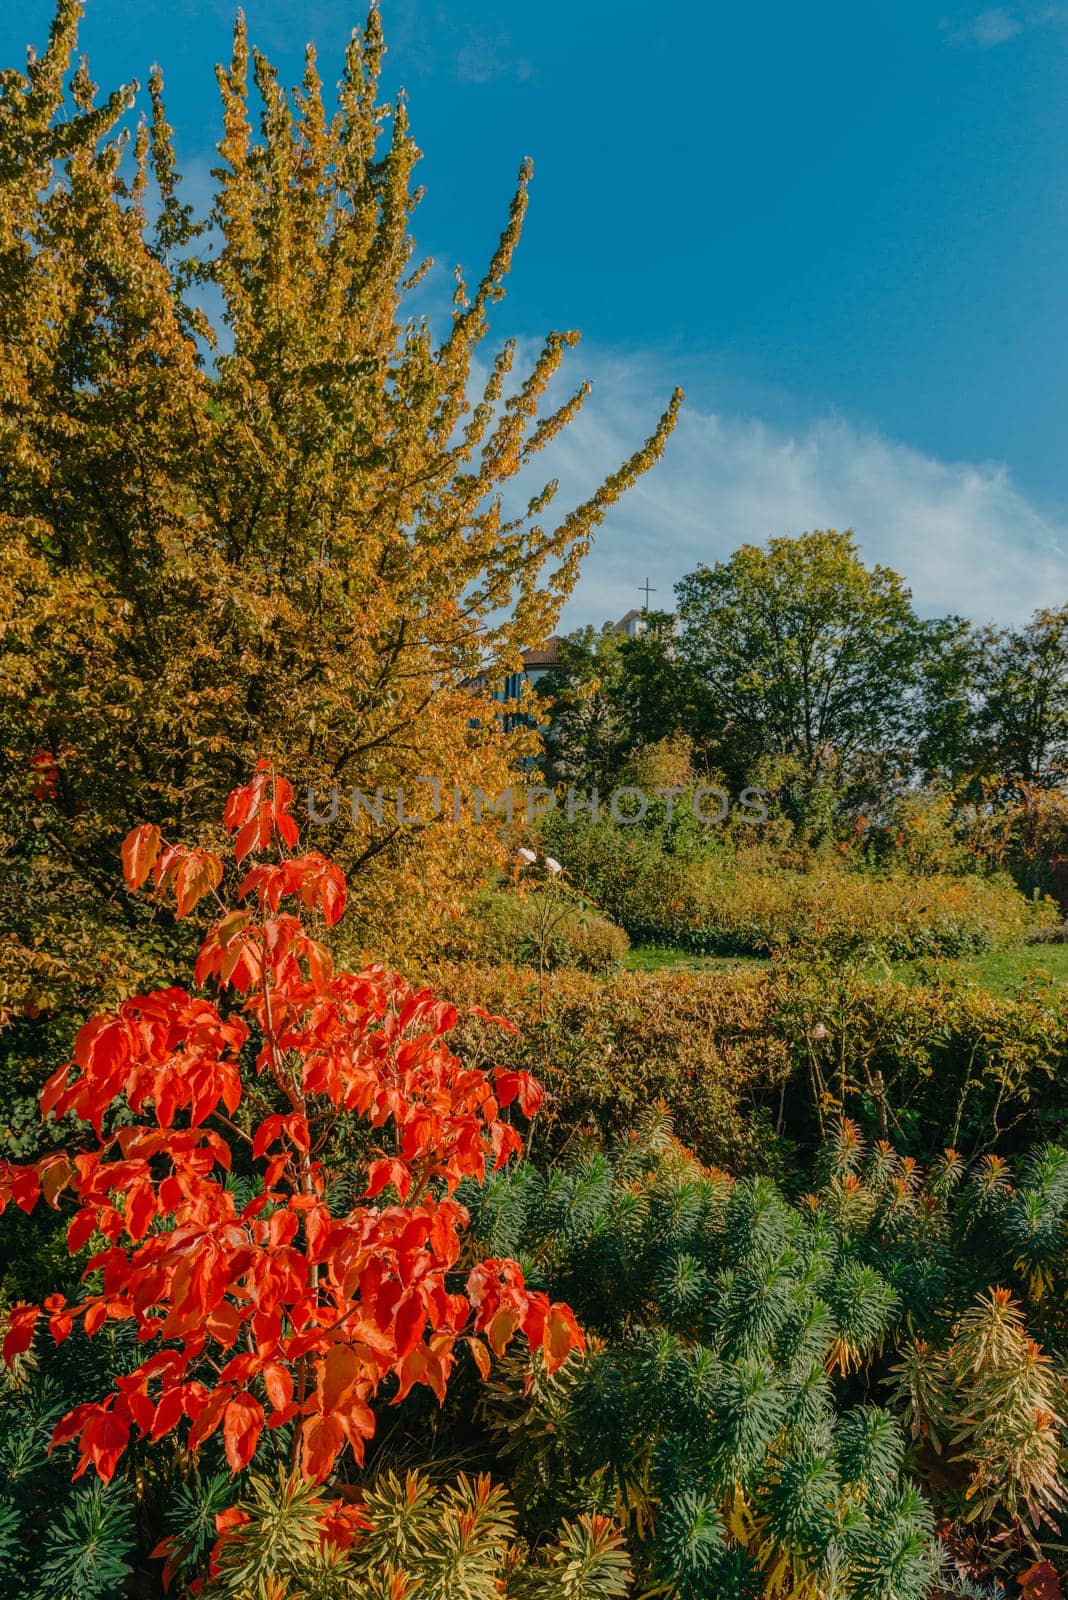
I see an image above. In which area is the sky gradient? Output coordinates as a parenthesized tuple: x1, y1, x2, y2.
(5, 0, 1067, 626)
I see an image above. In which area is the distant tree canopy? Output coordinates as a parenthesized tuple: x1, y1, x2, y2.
(675, 531, 928, 785)
(0, 1, 680, 1034)
(534, 531, 1067, 839)
(972, 606, 1068, 789)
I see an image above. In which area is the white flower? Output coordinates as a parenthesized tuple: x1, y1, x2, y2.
(544, 856, 563, 875)
(516, 847, 537, 865)
(811, 1023, 829, 1040)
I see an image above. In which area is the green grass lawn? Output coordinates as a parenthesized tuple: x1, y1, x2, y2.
(622, 945, 769, 975)
(623, 940, 1068, 994)
(891, 941, 1068, 996)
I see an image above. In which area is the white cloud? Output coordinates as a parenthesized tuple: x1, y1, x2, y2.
(518, 350, 1067, 631)
(455, 31, 535, 85)
(944, 3, 1068, 46)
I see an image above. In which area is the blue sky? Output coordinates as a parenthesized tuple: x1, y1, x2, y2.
(5, 0, 1068, 625)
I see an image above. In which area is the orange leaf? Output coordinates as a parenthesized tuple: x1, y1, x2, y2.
(39, 1154, 72, 1208)
(1019, 1563, 1065, 1600)
(465, 1337, 492, 1380)
(543, 1303, 585, 1374)
(174, 851, 224, 918)
(121, 824, 162, 892)
(263, 1363, 293, 1414)
(300, 1414, 345, 1482)
(319, 1344, 361, 1415)
(222, 1391, 264, 1472)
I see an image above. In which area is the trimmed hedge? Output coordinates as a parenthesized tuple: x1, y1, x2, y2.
(540, 817, 1055, 958)
(427, 960, 1068, 1172)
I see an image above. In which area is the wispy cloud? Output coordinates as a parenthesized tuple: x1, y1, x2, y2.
(378, 3, 535, 85)
(515, 349, 1067, 631)
(943, 3, 1068, 47)
(455, 31, 535, 86)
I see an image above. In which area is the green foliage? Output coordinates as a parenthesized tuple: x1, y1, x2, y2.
(536, 614, 693, 791)
(35, 1482, 136, 1600)
(434, 956, 1068, 1170)
(455, 889, 630, 974)
(808, 1125, 1068, 1559)
(200, 1466, 632, 1600)
(673, 530, 930, 807)
(433, 959, 784, 1173)
(461, 1115, 939, 1600)
(535, 626, 633, 790)
(0, 1316, 153, 1599)
(459, 1115, 1068, 1584)
(892, 1290, 1067, 1549)
(972, 606, 1068, 790)
(541, 805, 1051, 959)
(164, 1472, 240, 1583)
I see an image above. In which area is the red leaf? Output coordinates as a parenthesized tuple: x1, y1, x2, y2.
(151, 1387, 186, 1441)
(493, 1069, 543, 1117)
(470, 1005, 520, 1035)
(222, 1392, 264, 1472)
(300, 1414, 345, 1482)
(83, 1300, 108, 1337)
(188, 1386, 232, 1451)
(40, 1062, 71, 1120)
(75, 1408, 130, 1483)
(10, 1166, 40, 1215)
(29, 749, 59, 802)
(125, 1186, 156, 1243)
(121, 824, 162, 893)
(394, 1292, 425, 1360)
(215, 1506, 251, 1534)
(2, 1305, 38, 1364)
(67, 1208, 97, 1254)
(5, 769, 588, 1508)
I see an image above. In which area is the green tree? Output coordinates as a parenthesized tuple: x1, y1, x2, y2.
(535, 626, 632, 789)
(675, 530, 930, 817)
(617, 610, 694, 750)
(914, 615, 985, 785)
(974, 606, 1068, 790)
(536, 612, 692, 790)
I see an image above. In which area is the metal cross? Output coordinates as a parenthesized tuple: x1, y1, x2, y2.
(639, 578, 656, 611)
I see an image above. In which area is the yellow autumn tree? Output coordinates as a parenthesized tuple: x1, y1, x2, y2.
(0, 2, 680, 1061)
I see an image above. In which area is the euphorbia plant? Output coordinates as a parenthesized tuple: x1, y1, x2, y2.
(0, 764, 582, 1489)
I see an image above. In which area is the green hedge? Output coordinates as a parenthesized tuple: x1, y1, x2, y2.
(428, 960, 1068, 1171)
(540, 816, 1055, 958)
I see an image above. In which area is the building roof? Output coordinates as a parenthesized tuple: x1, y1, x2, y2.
(521, 635, 561, 668)
(616, 608, 642, 629)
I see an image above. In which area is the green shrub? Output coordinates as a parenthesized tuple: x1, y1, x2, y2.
(457, 890, 630, 974)
(462, 1116, 1068, 1586)
(634, 860, 1049, 959)
(429, 959, 1068, 1168)
(430, 961, 788, 1175)
(541, 813, 1055, 959)
(462, 1116, 940, 1600)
